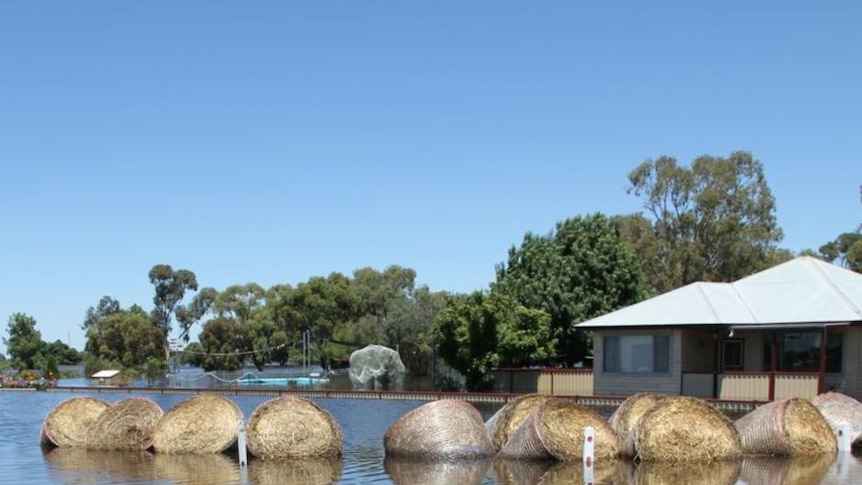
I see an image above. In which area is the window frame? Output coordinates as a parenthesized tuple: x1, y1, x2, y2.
(721, 339, 744, 371)
(603, 333, 672, 375)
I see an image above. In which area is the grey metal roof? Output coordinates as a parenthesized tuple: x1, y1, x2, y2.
(576, 256, 862, 328)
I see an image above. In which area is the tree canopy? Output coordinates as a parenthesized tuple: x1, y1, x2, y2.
(623, 152, 786, 293)
(816, 185, 862, 273)
(4, 313, 44, 370)
(493, 213, 645, 365)
(433, 292, 554, 390)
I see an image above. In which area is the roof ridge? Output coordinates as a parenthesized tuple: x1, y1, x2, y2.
(728, 280, 760, 323)
(696, 282, 725, 324)
(807, 258, 862, 318)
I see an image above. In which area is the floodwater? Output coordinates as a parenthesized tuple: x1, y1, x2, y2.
(3, 389, 862, 485)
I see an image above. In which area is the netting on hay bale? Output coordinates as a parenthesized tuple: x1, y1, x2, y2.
(734, 397, 836, 456)
(40, 397, 110, 448)
(485, 394, 553, 451)
(86, 397, 164, 451)
(247, 396, 342, 460)
(739, 455, 835, 485)
(632, 395, 742, 462)
(152, 394, 243, 454)
(498, 398, 621, 461)
(249, 457, 344, 485)
(813, 391, 862, 449)
(607, 392, 665, 458)
(634, 459, 742, 485)
(348, 344, 406, 390)
(384, 456, 491, 485)
(384, 399, 493, 460)
(153, 453, 239, 485)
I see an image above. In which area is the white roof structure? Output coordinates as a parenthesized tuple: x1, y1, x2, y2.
(90, 369, 121, 379)
(577, 256, 862, 328)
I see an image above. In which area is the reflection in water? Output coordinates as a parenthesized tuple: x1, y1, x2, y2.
(822, 454, 862, 485)
(152, 453, 240, 485)
(634, 459, 741, 485)
(741, 455, 835, 485)
(494, 458, 630, 485)
(384, 456, 492, 485)
(248, 457, 343, 485)
(42, 448, 160, 484)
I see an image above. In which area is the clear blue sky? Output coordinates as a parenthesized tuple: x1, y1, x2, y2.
(2, 2, 860, 354)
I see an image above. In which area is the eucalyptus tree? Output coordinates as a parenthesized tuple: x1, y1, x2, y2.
(4, 313, 44, 370)
(624, 152, 785, 293)
(817, 185, 862, 273)
(148, 264, 198, 361)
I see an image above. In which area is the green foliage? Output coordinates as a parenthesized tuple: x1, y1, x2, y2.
(44, 339, 83, 365)
(198, 316, 245, 371)
(433, 292, 554, 391)
(624, 152, 784, 293)
(148, 264, 198, 339)
(179, 342, 205, 367)
(175, 287, 218, 343)
(86, 311, 165, 368)
(4, 313, 44, 370)
(494, 213, 645, 364)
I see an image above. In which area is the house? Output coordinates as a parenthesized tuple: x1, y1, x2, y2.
(575, 256, 862, 401)
(90, 369, 121, 386)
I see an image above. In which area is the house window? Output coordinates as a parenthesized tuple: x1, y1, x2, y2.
(762, 329, 844, 373)
(604, 334, 670, 374)
(721, 339, 744, 370)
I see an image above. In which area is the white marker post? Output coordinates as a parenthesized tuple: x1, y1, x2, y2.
(583, 426, 595, 485)
(836, 423, 852, 480)
(237, 419, 248, 467)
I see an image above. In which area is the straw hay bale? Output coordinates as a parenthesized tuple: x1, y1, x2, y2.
(813, 391, 862, 449)
(385, 456, 491, 485)
(735, 398, 836, 456)
(635, 459, 741, 485)
(608, 392, 665, 458)
(153, 452, 239, 485)
(494, 458, 627, 485)
(249, 458, 344, 485)
(86, 397, 164, 450)
(40, 397, 110, 448)
(152, 394, 242, 454)
(43, 447, 158, 483)
(247, 396, 342, 459)
(486, 394, 554, 451)
(385, 400, 493, 460)
(632, 395, 741, 462)
(739, 455, 834, 485)
(498, 398, 620, 461)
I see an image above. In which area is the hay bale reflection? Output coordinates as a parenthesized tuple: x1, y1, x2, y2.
(384, 456, 491, 485)
(740, 455, 835, 485)
(820, 454, 862, 485)
(249, 457, 343, 485)
(42, 447, 158, 484)
(152, 453, 239, 485)
(634, 459, 740, 485)
(495, 458, 629, 485)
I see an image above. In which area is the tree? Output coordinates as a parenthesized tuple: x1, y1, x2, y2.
(43, 340, 83, 365)
(175, 287, 218, 343)
(433, 292, 554, 391)
(148, 264, 198, 360)
(494, 213, 645, 365)
(817, 185, 862, 273)
(82, 296, 121, 331)
(198, 316, 245, 371)
(4, 313, 44, 370)
(625, 152, 784, 293)
(87, 312, 165, 369)
(383, 286, 451, 375)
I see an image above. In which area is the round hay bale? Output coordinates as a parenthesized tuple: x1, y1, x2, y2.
(813, 391, 862, 449)
(384, 400, 493, 460)
(249, 458, 343, 485)
(43, 447, 158, 482)
(152, 394, 243, 454)
(608, 392, 665, 457)
(247, 396, 342, 459)
(385, 456, 491, 485)
(740, 455, 834, 485)
(498, 398, 620, 461)
(632, 395, 741, 462)
(486, 394, 554, 451)
(153, 452, 239, 485)
(735, 397, 836, 456)
(40, 397, 110, 448)
(86, 397, 164, 450)
(635, 459, 741, 485)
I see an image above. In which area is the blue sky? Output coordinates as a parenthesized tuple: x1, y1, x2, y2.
(1, 2, 860, 353)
